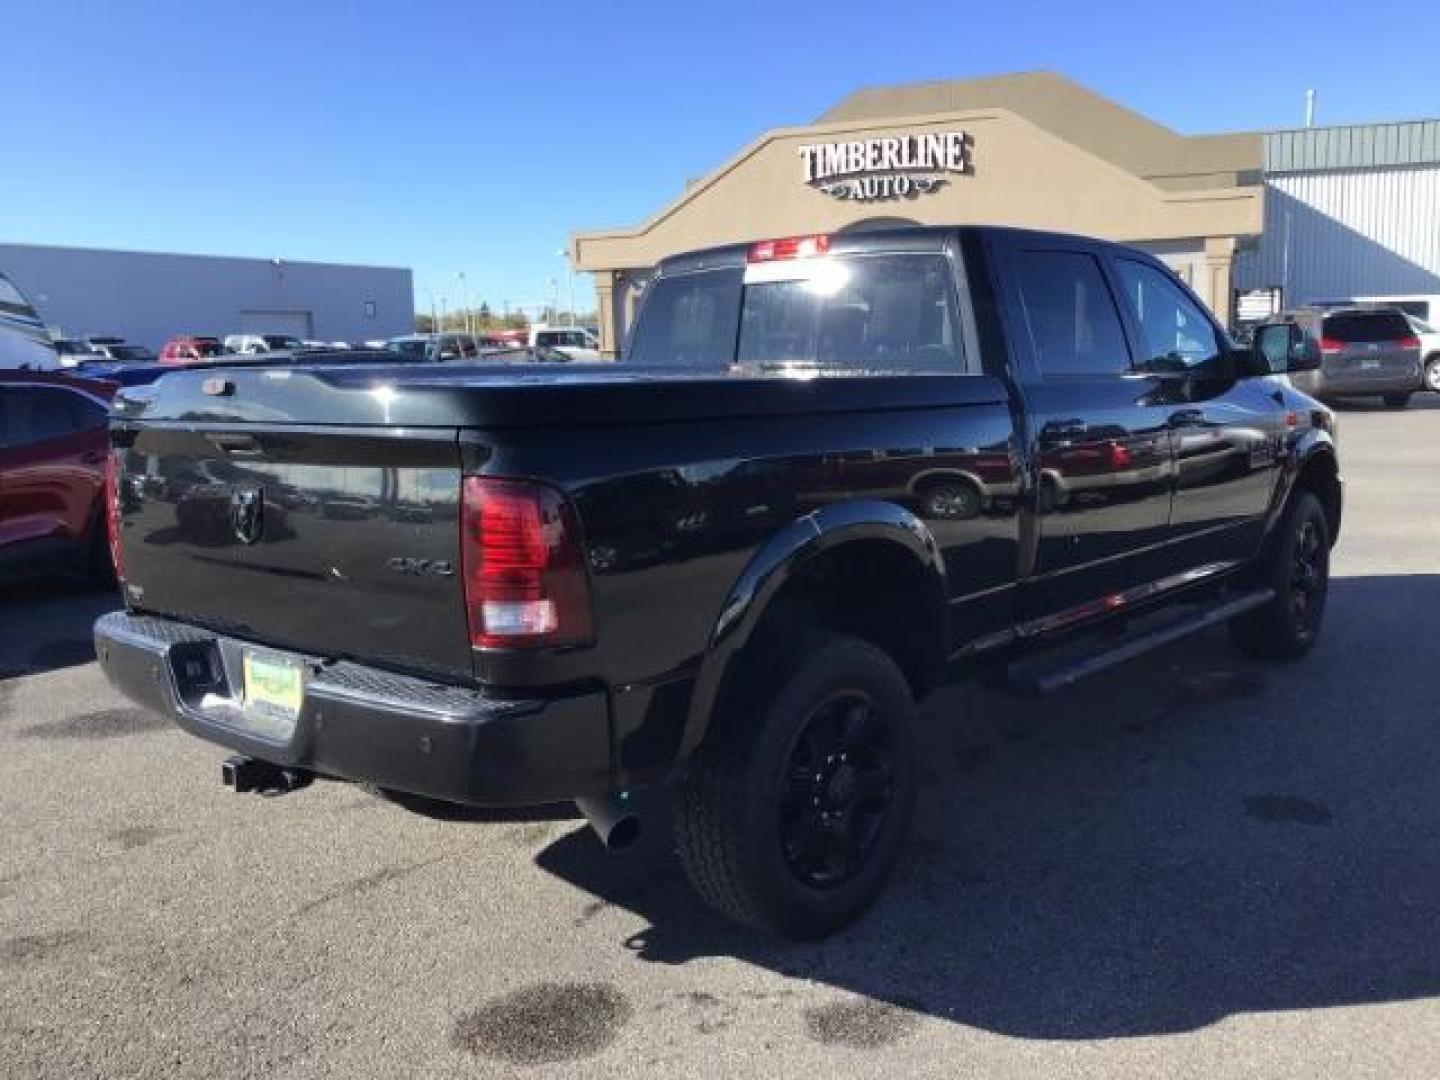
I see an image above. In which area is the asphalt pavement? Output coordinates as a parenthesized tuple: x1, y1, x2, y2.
(2, 397, 1439, 1078)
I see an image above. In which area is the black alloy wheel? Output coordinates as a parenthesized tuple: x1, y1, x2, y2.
(780, 690, 895, 889)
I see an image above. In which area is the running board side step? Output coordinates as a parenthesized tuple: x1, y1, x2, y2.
(1005, 589, 1274, 697)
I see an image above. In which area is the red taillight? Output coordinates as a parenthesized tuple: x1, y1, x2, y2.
(460, 478, 592, 649)
(1395, 335, 1421, 349)
(1320, 337, 1346, 354)
(747, 234, 830, 263)
(105, 451, 124, 581)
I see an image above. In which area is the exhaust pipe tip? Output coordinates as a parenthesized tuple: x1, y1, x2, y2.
(575, 795, 642, 852)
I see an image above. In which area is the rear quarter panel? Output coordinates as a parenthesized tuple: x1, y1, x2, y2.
(461, 375, 1021, 784)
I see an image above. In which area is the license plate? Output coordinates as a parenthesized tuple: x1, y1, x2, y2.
(1360, 356, 1380, 369)
(241, 650, 303, 737)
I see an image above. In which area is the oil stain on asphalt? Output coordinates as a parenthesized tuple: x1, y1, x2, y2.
(21, 707, 170, 740)
(804, 998, 920, 1049)
(1243, 794, 1334, 826)
(106, 825, 178, 851)
(452, 981, 632, 1065)
(0, 930, 90, 968)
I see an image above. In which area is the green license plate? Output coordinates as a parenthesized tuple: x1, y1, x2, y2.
(241, 650, 303, 738)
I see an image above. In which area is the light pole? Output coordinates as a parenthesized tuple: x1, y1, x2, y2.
(424, 288, 438, 333)
(438, 296, 448, 333)
(557, 248, 577, 326)
(457, 271, 471, 335)
(547, 277, 560, 326)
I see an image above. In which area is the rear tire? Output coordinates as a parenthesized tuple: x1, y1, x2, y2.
(674, 632, 916, 938)
(1382, 392, 1412, 409)
(1229, 490, 1330, 661)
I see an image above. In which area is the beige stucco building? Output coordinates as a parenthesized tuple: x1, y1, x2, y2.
(573, 72, 1265, 355)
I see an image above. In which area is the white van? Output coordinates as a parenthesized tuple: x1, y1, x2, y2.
(0, 272, 58, 370)
(1311, 294, 1440, 324)
(529, 325, 602, 360)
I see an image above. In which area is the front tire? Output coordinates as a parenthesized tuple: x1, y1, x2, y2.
(1229, 490, 1330, 661)
(674, 633, 916, 938)
(1424, 355, 1440, 393)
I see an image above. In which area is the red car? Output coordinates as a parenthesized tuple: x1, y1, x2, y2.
(0, 371, 118, 584)
(158, 336, 226, 365)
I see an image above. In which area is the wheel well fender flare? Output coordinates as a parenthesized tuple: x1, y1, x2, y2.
(1266, 430, 1340, 544)
(679, 500, 946, 761)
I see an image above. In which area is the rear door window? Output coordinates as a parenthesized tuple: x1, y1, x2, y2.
(1324, 310, 1412, 342)
(1013, 250, 1131, 377)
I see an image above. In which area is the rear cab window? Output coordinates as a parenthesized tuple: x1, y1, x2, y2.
(625, 251, 965, 373)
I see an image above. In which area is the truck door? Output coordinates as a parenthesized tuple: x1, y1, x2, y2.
(993, 237, 1177, 624)
(1107, 254, 1279, 566)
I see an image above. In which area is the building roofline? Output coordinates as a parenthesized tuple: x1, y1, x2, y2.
(0, 239, 412, 275)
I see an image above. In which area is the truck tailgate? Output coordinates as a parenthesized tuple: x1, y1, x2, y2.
(115, 421, 470, 680)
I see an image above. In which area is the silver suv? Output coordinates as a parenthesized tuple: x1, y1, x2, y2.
(1255, 307, 1422, 408)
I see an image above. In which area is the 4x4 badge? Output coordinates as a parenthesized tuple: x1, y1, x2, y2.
(230, 486, 264, 545)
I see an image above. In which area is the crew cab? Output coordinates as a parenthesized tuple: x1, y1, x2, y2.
(95, 227, 1341, 938)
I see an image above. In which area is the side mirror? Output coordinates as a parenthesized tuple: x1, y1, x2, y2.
(1251, 324, 1320, 375)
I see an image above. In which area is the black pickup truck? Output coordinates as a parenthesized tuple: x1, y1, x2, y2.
(95, 227, 1340, 938)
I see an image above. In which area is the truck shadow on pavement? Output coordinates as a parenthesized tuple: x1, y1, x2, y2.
(0, 580, 119, 678)
(535, 573, 1440, 1039)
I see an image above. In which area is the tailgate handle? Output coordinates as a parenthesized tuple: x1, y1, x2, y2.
(207, 433, 262, 457)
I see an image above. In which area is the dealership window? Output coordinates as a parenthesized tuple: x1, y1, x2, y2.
(1114, 258, 1222, 374)
(1014, 250, 1131, 377)
(737, 254, 963, 373)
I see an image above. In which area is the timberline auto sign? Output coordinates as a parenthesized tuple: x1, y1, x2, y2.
(799, 131, 972, 202)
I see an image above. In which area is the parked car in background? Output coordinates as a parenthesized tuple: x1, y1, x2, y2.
(159, 336, 226, 365)
(224, 333, 305, 355)
(384, 333, 478, 362)
(0, 272, 58, 371)
(481, 329, 528, 348)
(0, 370, 117, 584)
(51, 338, 105, 368)
(1256, 306, 1422, 408)
(1404, 315, 1440, 392)
(528, 325, 602, 360)
(1313, 293, 1440, 326)
(88, 342, 157, 364)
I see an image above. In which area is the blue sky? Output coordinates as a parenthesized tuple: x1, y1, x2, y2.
(3, 0, 1434, 317)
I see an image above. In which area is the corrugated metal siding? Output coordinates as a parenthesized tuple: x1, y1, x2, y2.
(1266, 121, 1440, 173)
(0, 245, 414, 348)
(1233, 167, 1440, 302)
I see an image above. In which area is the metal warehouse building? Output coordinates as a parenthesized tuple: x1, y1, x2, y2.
(573, 72, 1440, 353)
(1234, 121, 1440, 305)
(0, 243, 414, 349)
